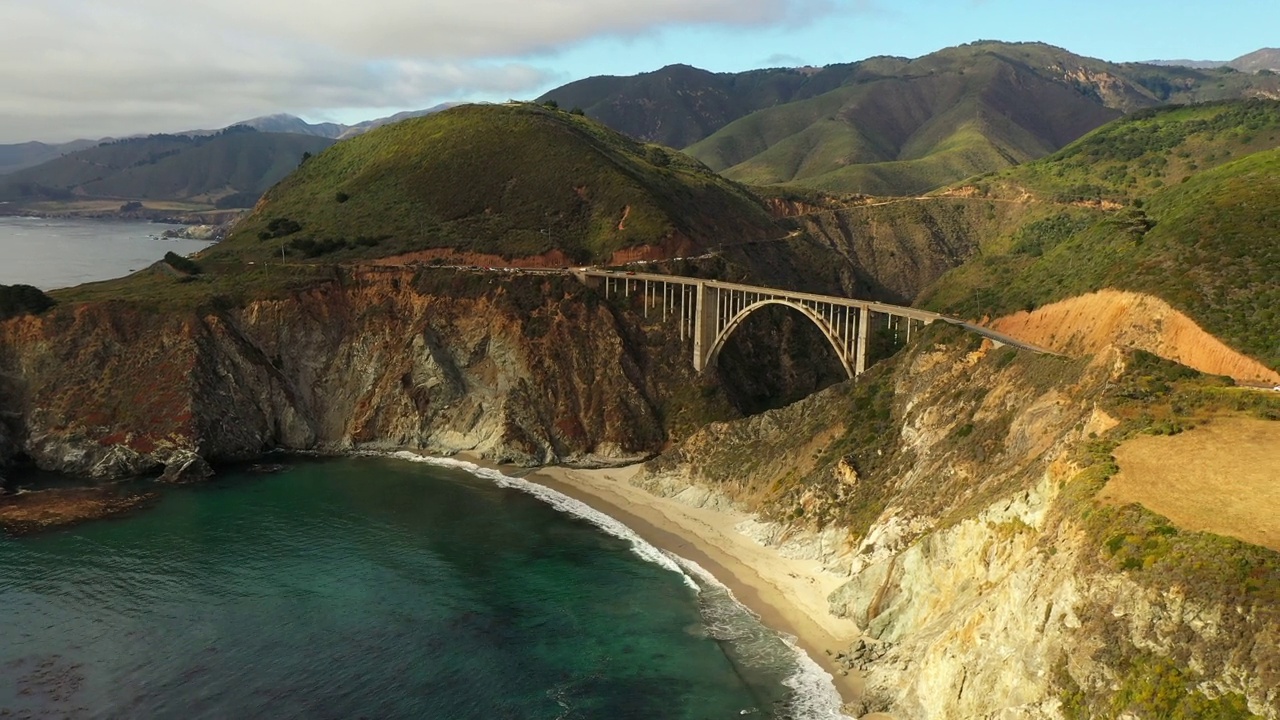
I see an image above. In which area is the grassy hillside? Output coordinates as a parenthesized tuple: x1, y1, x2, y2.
(537, 63, 843, 149)
(0, 128, 334, 207)
(969, 99, 1280, 202)
(921, 138, 1280, 371)
(687, 56, 1118, 195)
(208, 103, 780, 265)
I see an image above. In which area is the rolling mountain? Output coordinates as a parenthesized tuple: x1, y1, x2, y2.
(192, 105, 459, 141)
(233, 114, 347, 138)
(0, 139, 100, 175)
(541, 41, 1280, 196)
(335, 103, 461, 139)
(1230, 48, 1280, 74)
(1148, 48, 1280, 74)
(208, 102, 781, 265)
(537, 63, 840, 148)
(0, 128, 335, 208)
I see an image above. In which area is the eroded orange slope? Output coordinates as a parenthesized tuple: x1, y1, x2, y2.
(989, 289, 1280, 385)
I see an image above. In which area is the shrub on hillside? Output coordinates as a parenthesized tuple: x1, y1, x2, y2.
(0, 284, 55, 320)
(163, 251, 202, 275)
(215, 191, 262, 209)
(258, 217, 302, 240)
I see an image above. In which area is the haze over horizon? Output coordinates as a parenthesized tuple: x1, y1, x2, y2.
(1, 0, 1275, 144)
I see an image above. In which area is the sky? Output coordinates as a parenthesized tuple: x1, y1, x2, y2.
(1, 0, 1276, 143)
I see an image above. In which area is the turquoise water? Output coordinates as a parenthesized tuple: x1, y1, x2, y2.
(1, 456, 843, 719)
(0, 216, 211, 289)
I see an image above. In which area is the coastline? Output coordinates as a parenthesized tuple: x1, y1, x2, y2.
(4, 451, 875, 714)
(518, 462, 868, 711)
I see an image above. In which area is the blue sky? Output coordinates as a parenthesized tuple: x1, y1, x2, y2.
(315, 0, 1280, 125)
(2, 0, 1276, 142)
(545, 0, 1273, 76)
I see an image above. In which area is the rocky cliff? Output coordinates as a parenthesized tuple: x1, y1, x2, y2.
(638, 325, 1280, 718)
(0, 268, 725, 480)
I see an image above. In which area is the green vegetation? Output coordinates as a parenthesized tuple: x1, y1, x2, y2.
(0, 129, 335, 208)
(209, 103, 779, 265)
(682, 46, 1118, 196)
(539, 62, 830, 149)
(1056, 653, 1260, 720)
(162, 252, 202, 276)
(922, 108, 1280, 371)
(49, 261, 339, 312)
(978, 100, 1280, 202)
(0, 284, 55, 320)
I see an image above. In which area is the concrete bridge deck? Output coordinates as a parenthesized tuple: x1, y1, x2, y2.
(572, 269, 1055, 378)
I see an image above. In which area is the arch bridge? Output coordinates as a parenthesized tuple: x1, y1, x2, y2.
(574, 270, 1045, 379)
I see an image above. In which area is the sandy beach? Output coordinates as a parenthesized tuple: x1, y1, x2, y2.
(523, 463, 867, 709)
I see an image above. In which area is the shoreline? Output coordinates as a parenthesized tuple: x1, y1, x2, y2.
(515, 462, 867, 712)
(4, 451, 874, 714)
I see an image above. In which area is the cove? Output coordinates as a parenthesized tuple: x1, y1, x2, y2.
(0, 456, 835, 719)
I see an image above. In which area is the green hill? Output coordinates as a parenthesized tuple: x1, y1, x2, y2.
(967, 99, 1280, 202)
(0, 128, 335, 207)
(542, 41, 1280, 196)
(686, 51, 1120, 195)
(207, 103, 781, 265)
(537, 63, 854, 149)
(917, 102, 1280, 370)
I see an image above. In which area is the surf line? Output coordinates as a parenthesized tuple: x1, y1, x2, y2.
(377, 450, 854, 720)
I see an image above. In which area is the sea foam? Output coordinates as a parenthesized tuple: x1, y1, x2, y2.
(381, 451, 854, 720)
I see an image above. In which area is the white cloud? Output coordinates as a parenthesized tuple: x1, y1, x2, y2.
(0, 0, 837, 142)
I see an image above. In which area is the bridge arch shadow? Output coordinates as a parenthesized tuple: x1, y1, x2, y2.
(707, 302, 850, 415)
(706, 299, 854, 378)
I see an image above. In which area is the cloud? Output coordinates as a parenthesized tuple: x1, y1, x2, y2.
(0, 0, 837, 142)
(760, 53, 808, 66)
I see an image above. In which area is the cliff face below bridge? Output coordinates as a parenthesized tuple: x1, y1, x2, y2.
(0, 268, 734, 480)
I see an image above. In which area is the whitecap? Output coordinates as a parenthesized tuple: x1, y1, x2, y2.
(381, 451, 699, 590)
(677, 557, 853, 720)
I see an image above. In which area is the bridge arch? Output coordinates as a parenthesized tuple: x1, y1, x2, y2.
(703, 298, 856, 379)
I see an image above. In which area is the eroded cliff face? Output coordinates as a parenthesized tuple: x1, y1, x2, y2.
(637, 327, 1280, 718)
(0, 268, 715, 479)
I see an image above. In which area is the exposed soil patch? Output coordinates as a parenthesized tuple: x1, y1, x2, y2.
(990, 290, 1280, 385)
(1100, 417, 1280, 552)
(0, 485, 157, 536)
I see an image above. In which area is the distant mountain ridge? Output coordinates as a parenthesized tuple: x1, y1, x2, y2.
(0, 105, 458, 176)
(1230, 48, 1280, 74)
(1144, 48, 1280, 73)
(0, 139, 99, 176)
(540, 41, 1280, 195)
(0, 127, 335, 208)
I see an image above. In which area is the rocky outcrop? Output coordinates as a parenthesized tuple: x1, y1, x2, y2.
(0, 268, 715, 479)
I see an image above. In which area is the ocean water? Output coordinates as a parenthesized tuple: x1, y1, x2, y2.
(0, 456, 848, 719)
(0, 216, 211, 290)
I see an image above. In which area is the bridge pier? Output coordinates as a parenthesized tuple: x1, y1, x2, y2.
(693, 282, 718, 372)
(855, 305, 870, 375)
